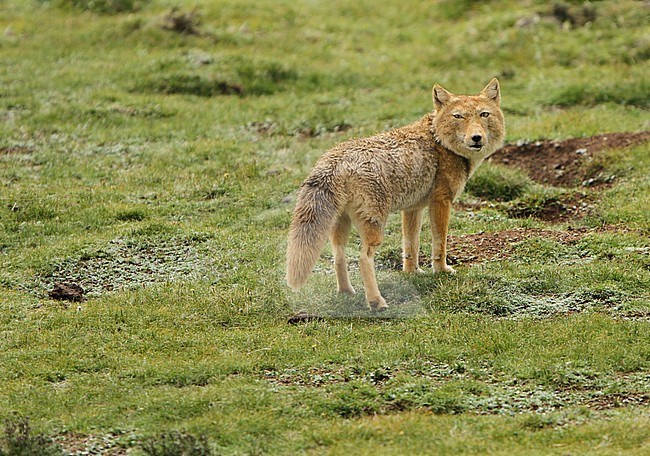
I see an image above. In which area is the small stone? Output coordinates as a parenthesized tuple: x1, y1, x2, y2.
(515, 14, 541, 28)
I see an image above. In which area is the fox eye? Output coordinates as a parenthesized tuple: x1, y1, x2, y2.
(480, 111, 490, 118)
(452, 114, 463, 119)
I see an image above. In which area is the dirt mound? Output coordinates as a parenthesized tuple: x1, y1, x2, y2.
(490, 131, 650, 187)
(48, 282, 85, 302)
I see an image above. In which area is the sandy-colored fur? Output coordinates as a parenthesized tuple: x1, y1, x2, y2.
(287, 79, 505, 310)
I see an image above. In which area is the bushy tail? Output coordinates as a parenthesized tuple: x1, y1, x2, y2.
(286, 182, 342, 290)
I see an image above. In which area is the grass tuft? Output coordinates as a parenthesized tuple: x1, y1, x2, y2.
(46, 0, 148, 14)
(135, 59, 298, 97)
(505, 187, 566, 220)
(436, 0, 486, 21)
(115, 208, 147, 222)
(136, 74, 243, 97)
(547, 80, 650, 108)
(385, 380, 470, 414)
(160, 7, 201, 35)
(466, 163, 533, 201)
(320, 382, 381, 418)
(0, 414, 62, 456)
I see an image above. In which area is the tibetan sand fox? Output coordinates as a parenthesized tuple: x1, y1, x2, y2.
(286, 79, 505, 311)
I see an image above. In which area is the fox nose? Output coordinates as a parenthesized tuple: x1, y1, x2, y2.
(471, 134, 483, 143)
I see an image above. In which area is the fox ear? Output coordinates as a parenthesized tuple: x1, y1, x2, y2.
(480, 78, 501, 104)
(432, 84, 453, 110)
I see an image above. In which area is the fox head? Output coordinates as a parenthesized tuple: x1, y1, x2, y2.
(432, 78, 505, 163)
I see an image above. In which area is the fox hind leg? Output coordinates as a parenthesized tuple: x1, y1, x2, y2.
(331, 213, 355, 295)
(355, 217, 388, 311)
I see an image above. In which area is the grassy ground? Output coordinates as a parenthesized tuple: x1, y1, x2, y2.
(1, 0, 649, 454)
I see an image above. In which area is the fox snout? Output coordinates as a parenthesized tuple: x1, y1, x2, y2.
(466, 129, 486, 150)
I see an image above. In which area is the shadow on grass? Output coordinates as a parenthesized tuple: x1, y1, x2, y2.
(285, 270, 429, 322)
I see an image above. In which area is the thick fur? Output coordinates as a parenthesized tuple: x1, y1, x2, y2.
(287, 79, 505, 310)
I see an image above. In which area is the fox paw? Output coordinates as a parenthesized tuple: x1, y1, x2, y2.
(367, 297, 388, 312)
(403, 266, 426, 274)
(434, 264, 456, 274)
(338, 286, 356, 295)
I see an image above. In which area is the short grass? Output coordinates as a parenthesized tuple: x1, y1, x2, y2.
(1, 0, 649, 454)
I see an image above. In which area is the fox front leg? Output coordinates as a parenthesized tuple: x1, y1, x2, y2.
(429, 199, 456, 274)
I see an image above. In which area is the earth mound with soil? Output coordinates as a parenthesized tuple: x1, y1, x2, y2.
(448, 129, 649, 269)
(48, 282, 85, 302)
(447, 226, 629, 266)
(490, 131, 650, 187)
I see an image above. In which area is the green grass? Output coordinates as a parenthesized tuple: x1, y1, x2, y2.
(1, 0, 649, 454)
(547, 79, 650, 108)
(466, 163, 533, 201)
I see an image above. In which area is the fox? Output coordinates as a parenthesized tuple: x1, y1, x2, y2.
(286, 79, 505, 311)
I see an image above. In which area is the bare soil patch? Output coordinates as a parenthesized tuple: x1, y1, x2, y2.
(447, 226, 624, 266)
(376, 226, 629, 269)
(447, 228, 593, 265)
(57, 432, 127, 456)
(585, 392, 650, 410)
(490, 131, 650, 188)
(32, 236, 215, 300)
(378, 228, 580, 269)
(48, 282, 85, 302)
